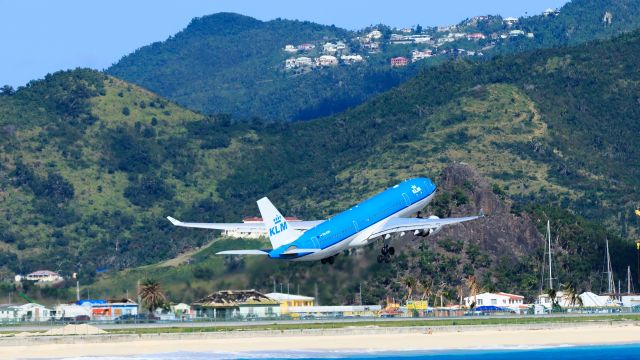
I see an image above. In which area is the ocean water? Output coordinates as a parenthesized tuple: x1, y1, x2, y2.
(51, 343, 640, 360)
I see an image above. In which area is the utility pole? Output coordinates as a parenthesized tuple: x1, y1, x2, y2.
(547, 220, 553, 290)
(273, 279, 276, 293)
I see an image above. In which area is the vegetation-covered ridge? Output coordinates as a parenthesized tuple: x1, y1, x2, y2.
(107, 0, 640, 121)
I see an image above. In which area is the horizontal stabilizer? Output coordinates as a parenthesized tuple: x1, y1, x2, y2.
(216, 250, 269, 255)
(282, 248, 321, 255)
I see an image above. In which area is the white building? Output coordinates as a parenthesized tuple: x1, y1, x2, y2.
(335, 41, 347, 51)
(621, 295, 640, 308)
(222, 217, 302, 238)
(367, 30, 383, 39)
(53, 303, 91, 320)
(317, 55, 338, 66)
(285, 58, 297, 70)
(509, 30, 526, 37)
(25, 270, 63, 283)
(412, 36, 432, 44)
(538, 291, 620, 309)
(411, 49, 433, 62)
(297, 43, 315, 51)
(0, 305, 18, 323)
(341, 54, 364, 64)
(464, 292, 524, 309)
(323, 42, 338, 54)
(283, 44, 298, 53)
(503, 17, 519, 26)
(543, 8, 560, 17)
(288, 305, 382, 318)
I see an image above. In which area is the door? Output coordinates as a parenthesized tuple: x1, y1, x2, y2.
(402, 193, 411, 207)
(311, 236, 320, 248)
(353, 220, 359, 232)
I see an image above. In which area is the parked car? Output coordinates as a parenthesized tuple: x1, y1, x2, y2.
(70, 315, 90, 324)
(115, 314, 158, 323)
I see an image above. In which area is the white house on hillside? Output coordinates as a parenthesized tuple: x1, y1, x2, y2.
(25, 270, 63, 283)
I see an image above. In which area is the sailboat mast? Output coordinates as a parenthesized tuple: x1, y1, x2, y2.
(606, 238, 613, 294)
(548, 220, 553, 290)
(628, 266, 632, 294)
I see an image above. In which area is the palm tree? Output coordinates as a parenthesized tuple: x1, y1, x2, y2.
(404, 275, 416, 301)
(456, 284, 464, 307)
(139, 278, 166, 314)
(466, 276, 479, 310)
(562, 283, 583, 308)
(421, 278, 434, 310)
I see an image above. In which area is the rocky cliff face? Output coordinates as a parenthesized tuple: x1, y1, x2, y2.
(385, 163, 544, 299)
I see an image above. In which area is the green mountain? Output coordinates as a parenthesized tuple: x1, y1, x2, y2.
(107, 12, 415, 121)
(3, 26, 640, 303)
(106, 1, 640, 122)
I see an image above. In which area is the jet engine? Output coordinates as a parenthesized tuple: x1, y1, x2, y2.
(413, 215, 443, 237)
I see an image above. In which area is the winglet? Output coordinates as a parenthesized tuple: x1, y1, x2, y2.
(167, 216, 181, 226)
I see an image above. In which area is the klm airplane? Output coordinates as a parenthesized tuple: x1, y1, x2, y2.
(167, 178, 481, 264)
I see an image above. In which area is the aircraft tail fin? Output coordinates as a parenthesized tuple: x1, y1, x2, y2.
(257, 197, 299, 249)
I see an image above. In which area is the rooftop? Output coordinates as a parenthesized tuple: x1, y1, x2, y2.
(193, 290, 279, 308)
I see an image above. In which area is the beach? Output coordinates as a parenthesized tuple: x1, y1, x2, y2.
(2, 321, 639, 359)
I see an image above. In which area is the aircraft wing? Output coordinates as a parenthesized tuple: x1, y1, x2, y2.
(370, 216, 481, 238)
(166, 216, 323, 231)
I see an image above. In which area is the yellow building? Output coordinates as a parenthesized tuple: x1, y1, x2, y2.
(266, 293, 315, 315)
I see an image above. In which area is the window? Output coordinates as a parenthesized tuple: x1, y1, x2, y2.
(491, 299, 497, 305)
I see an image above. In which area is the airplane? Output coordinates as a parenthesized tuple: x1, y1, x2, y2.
(167, 177, 482, 264)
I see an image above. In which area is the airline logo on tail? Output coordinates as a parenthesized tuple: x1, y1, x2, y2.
(270, 216, 288, 236)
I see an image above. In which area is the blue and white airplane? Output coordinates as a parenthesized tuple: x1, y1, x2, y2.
(167, 178, 481, 264)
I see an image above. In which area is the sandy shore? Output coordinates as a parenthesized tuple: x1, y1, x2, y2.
(2, 322, 640, 359)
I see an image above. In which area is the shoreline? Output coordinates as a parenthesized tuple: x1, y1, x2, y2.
(2, 321, 639, 359)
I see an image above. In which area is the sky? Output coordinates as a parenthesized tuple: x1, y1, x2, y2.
(0, 0, 569, 88)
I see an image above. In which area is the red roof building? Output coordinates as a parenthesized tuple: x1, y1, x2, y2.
(390, 57, 408, 67)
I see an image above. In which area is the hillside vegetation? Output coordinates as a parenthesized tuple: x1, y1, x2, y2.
(107, 1, 640, 121)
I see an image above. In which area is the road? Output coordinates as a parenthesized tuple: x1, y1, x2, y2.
(0, 312, 635, 332)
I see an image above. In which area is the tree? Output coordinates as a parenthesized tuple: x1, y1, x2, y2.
(466, 276, 479, 310)
(0, 85, 14, 96)
(403, 275, 416, 300)
(138, 278, 166, 313)
(562, 283, 583, 308)
(420, 278, 434, 310)
(415, 24, 423, 34)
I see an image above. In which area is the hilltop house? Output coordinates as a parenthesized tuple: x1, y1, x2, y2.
(543, 8, 560, 17)
(192, 290, 280, 319)
(297, 43, 315, 51)
(503, 17, 518, 26)
(323, 42, 338, 54)
(390, 57, 408, 67)
(466, 33, 486, 41)
(411, 49, 432, 62)
(25, 270, 63, 283)
(317, 55, 338, 66)
(335, 41, 347, 51)
(283, 44, 298, 53)
(366, 30, 383, 40)
(509, 30, 525, 37)
(341, 54, 363, 64)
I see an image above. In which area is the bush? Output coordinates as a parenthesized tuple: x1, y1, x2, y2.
(122, 106, 130, 116)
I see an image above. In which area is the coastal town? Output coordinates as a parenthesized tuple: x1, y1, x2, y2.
(281, 9, 561, 71)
